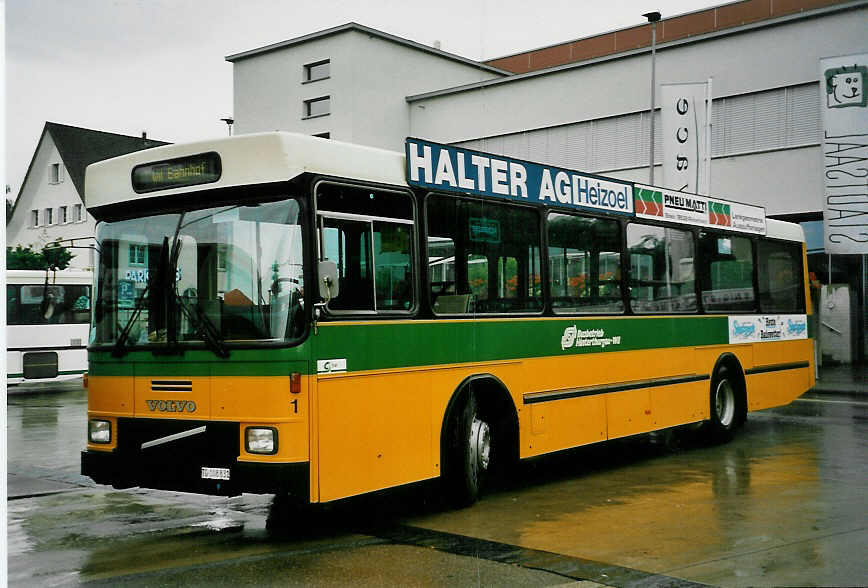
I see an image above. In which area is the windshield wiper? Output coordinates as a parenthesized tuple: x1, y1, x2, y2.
(111, 284, 150, 358)
(174, 294, 230, 359)
(166, 235, 229, 359)
(112, 235, 168, 358)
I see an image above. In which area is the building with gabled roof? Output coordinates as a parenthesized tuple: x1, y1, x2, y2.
(6, 122, 168, 269)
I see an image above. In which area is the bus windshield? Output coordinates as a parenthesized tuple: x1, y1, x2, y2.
(92, 196, 305, 352)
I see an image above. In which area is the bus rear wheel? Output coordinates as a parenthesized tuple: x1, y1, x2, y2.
(445, 392, 491, 507)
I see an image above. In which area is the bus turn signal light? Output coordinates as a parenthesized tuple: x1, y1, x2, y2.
(290, 372, 301, 394)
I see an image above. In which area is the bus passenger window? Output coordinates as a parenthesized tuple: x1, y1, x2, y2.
(426, 194, 542, 314)
(374, 222, 412, 310)
(699, 233, 755, 312)
(547, 213, 623, 314)
(320, 218, 374, 311)
(317, 183, 415, 314)
(7, 285, 19, 325)
(757, 240, 804, 313)
(428, 237, 456, 296)
(467, 254, 488, 302)
(627, 223, 696, 313)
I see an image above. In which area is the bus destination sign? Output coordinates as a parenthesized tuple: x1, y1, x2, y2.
(132, 152, 222, 193)
(405, 138, 634, 215)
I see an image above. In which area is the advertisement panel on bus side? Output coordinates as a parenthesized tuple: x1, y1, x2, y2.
(634, 183, 766, 235)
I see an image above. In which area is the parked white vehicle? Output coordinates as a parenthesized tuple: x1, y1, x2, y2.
(6, 269, 92, 385)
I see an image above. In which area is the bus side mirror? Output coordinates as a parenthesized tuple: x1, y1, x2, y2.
(318, 260, 339, 301)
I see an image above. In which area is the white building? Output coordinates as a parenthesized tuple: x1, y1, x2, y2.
(227, 22, 508, 146)
(227, 0, 868, 363)
(6, 122, 168, 270)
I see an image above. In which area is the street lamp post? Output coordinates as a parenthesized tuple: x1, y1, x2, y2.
(644, 11, 661, 185)
(220, 117, 234, 136)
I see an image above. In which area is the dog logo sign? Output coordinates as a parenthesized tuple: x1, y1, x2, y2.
(825, 64, 868, 108)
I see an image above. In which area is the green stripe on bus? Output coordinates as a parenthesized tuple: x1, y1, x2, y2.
(314, 316, 728, 372)
(89, 316, 729, 376)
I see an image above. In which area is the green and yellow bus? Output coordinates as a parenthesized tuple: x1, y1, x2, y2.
(81, 133, 814, 505)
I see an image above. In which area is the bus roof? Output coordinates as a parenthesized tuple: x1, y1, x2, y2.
(766, 218, 805, 243)
(6, 269, 93, 284)
(84, 132, 406, 211)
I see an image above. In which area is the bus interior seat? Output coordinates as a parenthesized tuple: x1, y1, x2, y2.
(433, 294, 472, 314)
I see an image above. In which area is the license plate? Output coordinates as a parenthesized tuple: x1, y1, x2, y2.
(201, 467, 230, 481)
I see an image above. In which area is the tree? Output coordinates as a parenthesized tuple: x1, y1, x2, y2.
(43, 241, 74, 270)
(7, 241, 74, 270)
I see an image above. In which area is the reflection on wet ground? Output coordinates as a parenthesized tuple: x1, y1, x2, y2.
(7, 388, 868, 586)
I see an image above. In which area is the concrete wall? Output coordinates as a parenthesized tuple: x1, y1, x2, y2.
(410, 7, 866, 142)
(6, 134, 97, 270)
(582, 146, 821, 216)
(232, 30, 502, 151)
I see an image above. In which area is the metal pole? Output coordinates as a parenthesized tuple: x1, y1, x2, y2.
(220, 118, 234, 136)
(704, 77, 712, 195)
(644, 12, 661, 185)
(649, 23, 656, 184)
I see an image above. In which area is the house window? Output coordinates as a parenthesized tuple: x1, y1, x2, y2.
(44, 208, 53, 225)
(303, 96, 330, 118)
(129, 244, 147, 266)
(303, 60, 330, 83)
(216, 244, 227, 270)
(31, 210, 39, 227)
(59, 206, 68, 224)
(73, 204, 83, 222)
(49, 163, 63, 184)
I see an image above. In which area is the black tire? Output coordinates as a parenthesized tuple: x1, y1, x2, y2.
(444, 391, 491, 507)
(707, 366, 739, 443)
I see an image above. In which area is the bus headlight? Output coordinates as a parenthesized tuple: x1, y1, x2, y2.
(89, 420, 111, 444)
(245, 427, 278, 455)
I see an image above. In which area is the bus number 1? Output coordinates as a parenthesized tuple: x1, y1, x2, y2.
(290, 399, 298, 414)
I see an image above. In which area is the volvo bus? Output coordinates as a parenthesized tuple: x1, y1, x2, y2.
(81, 133, 813, 505)
(7, 269, 91, 385)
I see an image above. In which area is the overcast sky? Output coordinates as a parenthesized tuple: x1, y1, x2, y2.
(6, 0, 721, 196)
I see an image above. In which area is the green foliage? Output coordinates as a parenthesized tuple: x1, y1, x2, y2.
(43, 241, 74, 270)
(7, 241, 74, 270)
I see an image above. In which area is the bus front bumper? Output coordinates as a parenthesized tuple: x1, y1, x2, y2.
(81, 449, 309, 498)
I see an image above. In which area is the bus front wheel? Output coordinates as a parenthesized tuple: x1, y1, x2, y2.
(446, 391, 491, 506)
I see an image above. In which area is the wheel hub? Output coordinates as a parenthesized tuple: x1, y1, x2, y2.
(715, 379, 736, 427)
(470, 417, 491, 472)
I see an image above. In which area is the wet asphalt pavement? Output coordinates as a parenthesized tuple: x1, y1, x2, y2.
(6, 375, 868, 587)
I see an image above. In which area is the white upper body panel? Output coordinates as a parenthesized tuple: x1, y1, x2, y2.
(85, 132, 407, 210)
(7, 269, 93, 285)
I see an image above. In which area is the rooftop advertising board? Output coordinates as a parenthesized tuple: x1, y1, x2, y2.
(405, 138, 634, 216)
(634, 183, 766, 235)
(405, 138, 767, 234)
